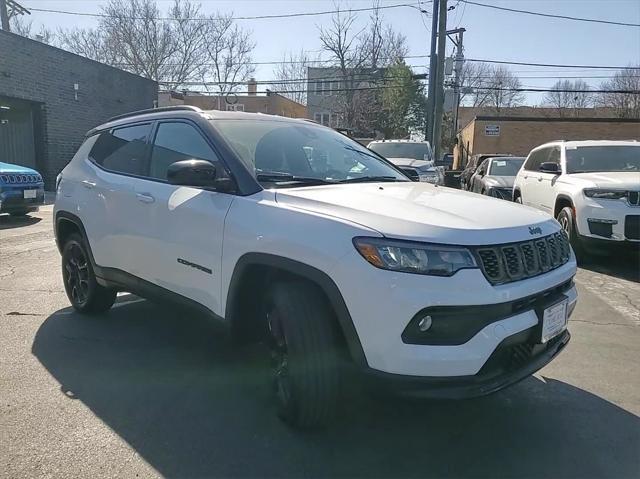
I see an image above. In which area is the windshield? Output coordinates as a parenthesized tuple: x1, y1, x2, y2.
(566, 146, 640, 174)
(368, 142, 433, 161)
(213, 120, 407, 186)
(489, 158, 525, 176)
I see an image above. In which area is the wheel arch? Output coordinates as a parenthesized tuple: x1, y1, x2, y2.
(225, 253, 368, 367)
(54, 211, 97, 266)
(554, 194, 574, 218)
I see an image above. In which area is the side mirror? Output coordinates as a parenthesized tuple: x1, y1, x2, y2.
(539, 162, 560, 174)
(167, 159, 234, 192)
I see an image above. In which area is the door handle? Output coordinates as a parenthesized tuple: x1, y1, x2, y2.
(82, 180, 96, 189)
(136, 192, 155, 204)
(538, 177, 543, 182)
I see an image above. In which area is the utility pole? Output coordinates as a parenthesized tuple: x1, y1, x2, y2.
(0, 0, 31, 32)
(425, 0, 439, 144)
(432, 0, 448, 162)
(450, 28, 465, 142)
(0, 0, 10, 31)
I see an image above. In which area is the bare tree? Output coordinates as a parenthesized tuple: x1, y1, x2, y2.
(543, 79, 592, 115)
(459, 63, 524, 111)
(316, 2, 407, 133)
(10, 16, 55, 44)
(458, 62, 492, 106)
(597, 67, 640, 118)
(270, 50, 316, 105)
(197, 13, 255, 99)
(58, 28, 119, 65)
(60, 0, 255, 91)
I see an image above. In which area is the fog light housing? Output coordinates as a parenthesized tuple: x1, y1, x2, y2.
(418, 315, 433, 332)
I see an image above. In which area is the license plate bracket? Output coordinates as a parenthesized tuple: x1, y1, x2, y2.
(536, 296, 569, 343)
(23, 189, 37, 199)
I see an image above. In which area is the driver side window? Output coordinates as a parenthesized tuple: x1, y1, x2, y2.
(149, 122, 220, 181)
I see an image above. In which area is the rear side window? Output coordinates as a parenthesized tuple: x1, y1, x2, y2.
(149, 122, 220, 180)
(89, 124, 150, 176)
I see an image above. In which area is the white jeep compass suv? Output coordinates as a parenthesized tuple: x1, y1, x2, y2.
(513, 140, 640, 256)
(54, 106, 578, 427)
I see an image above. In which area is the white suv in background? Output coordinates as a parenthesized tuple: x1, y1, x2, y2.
(55, 106, 577, 427)
(513, 140, 640, 256)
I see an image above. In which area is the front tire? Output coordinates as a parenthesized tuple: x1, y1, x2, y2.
(266, 282, 340, 428)
(557, 207, 584, 259)
(61, 234, 116, 314)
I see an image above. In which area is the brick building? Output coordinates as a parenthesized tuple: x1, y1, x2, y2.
(455, 115, 640, 169)
(0, 31, 157, 188)
(158, 80, 306, 119)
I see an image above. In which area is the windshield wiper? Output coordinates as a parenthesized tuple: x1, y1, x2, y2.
(338, 175, 404, 184)
(256, 172, 336, 185)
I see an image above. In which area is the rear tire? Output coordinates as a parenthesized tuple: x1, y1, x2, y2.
(61, 234, 116, 314)
(266, 282, 340, 428)
(557, 207, 584, 260)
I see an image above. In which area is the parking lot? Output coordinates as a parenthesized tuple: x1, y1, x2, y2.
(1, 206, 639, 479)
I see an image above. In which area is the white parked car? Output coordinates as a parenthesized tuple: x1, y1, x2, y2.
(513, 140, 640, 256)
(54, 106, 577, 427)
(469, 156, 526, 199)
(367, 139, 444, 184)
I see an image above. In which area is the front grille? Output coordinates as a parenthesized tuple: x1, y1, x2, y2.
(0, 173, 41, 184)
(628, 191, 640, 207)
(625, 215, 640, 240)
(475, 232, 571, 285)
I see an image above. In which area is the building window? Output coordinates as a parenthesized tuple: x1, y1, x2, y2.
(314, 112, 333, 126)
(226, 104, 244, 111)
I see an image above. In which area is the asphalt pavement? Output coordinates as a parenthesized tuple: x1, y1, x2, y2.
(1, 206, 639, 479)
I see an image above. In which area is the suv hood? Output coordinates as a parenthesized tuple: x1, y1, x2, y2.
(275, 182, 557, 245)
(387, 157, 433, 170)
(484, 175, 516, 188)
(565, 172, 640, 189)
(0, 161, 38, 174)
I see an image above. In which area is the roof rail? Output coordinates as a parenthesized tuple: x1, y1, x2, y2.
(106, 105, 202, 123)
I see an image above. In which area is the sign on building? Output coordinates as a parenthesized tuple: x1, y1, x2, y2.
(485, 125, 500, 136)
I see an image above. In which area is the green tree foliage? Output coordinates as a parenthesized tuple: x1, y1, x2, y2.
(377, 64, 427, 138)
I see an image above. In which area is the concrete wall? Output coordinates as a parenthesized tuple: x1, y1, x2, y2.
(457, 116, 640, 168)
(0, 31, 157, 187)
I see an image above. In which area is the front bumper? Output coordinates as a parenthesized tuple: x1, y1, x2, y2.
(366, 330, 570, 398)
(0, 185, 45, 213)
(331, 248, 577, 377)
(576, 197, 640, 242)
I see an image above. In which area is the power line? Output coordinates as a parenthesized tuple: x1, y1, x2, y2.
(157, 82, 640, 95)
(460, 0, 640, 28)
(27, 2, 425, 21)
(108, 54, 639, 70)
(465, 58, 640, 70)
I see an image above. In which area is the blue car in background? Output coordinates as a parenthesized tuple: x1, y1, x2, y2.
(0, 162, 45, 216)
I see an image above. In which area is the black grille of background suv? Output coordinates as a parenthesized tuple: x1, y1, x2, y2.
(474, 232, 571, 285)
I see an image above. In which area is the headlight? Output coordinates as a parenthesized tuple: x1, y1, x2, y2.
(583, 189, 627, 200)
(353, 237, 477, 276)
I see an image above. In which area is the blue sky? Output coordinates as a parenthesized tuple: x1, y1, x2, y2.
(20, 0, 640, 103)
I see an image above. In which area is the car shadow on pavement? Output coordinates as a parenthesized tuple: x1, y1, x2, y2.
(579, 252, 640, 283)
(0, 214, 42, 230)
(33, 298, 640, 479)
